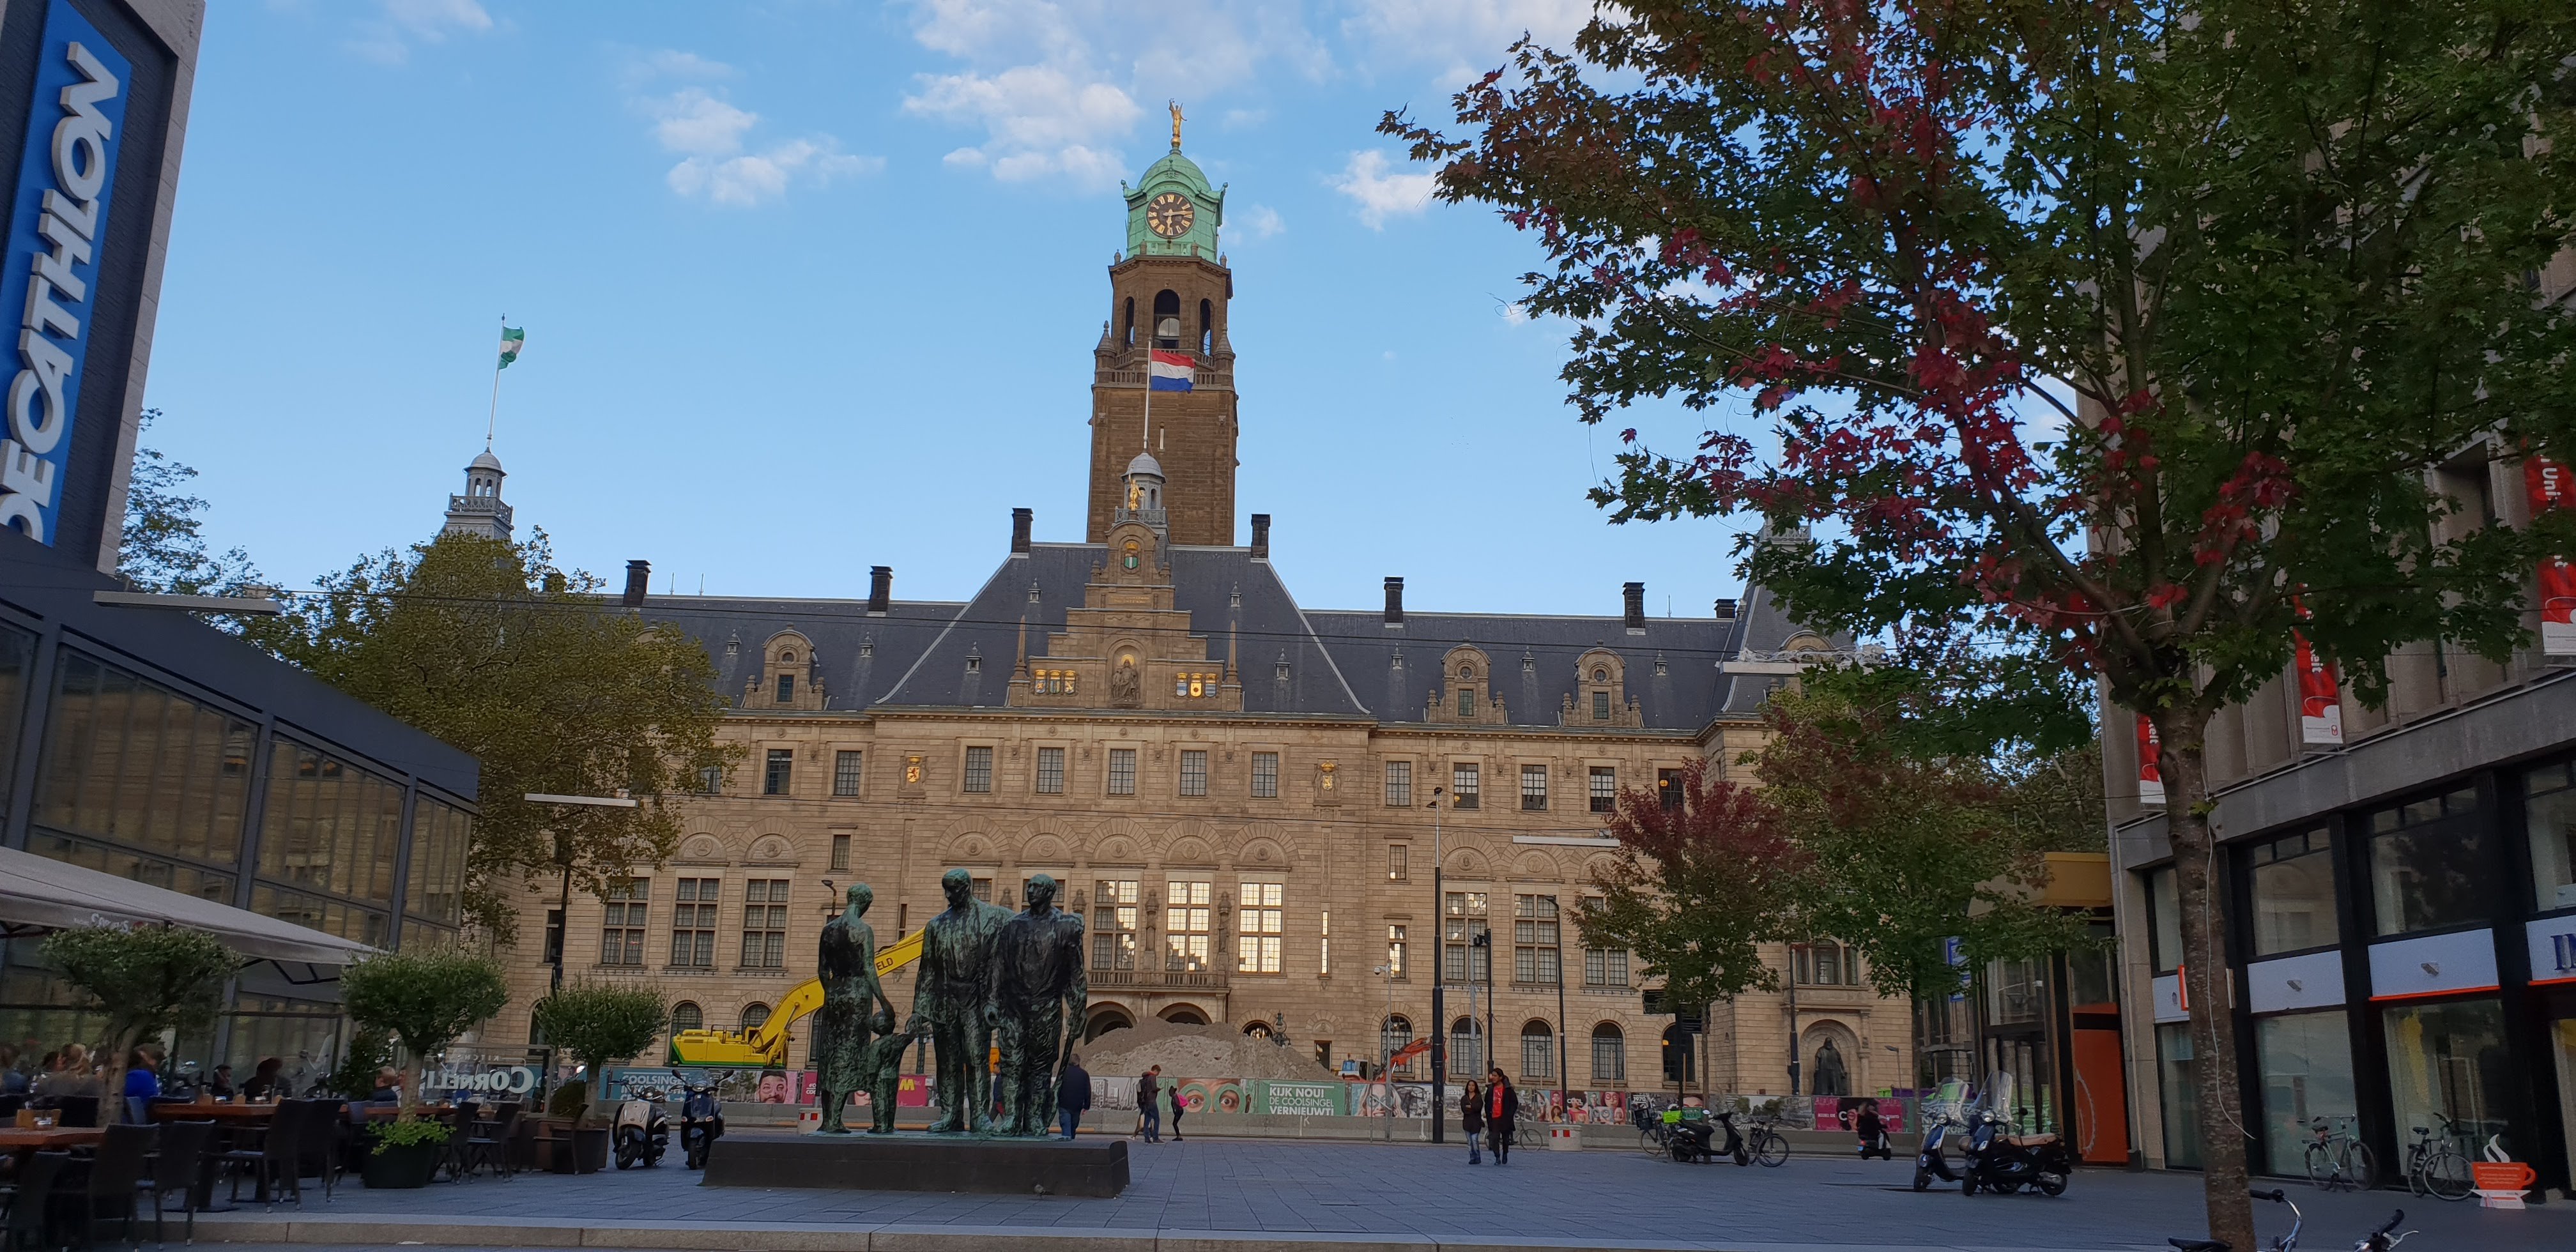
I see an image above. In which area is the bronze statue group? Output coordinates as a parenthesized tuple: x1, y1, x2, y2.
(811, 868, 1088, 1137)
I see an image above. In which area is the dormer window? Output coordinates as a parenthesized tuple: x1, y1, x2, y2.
(776, 674, 795, 703)
(1568, 647, 1635, 728)
(1432, 645, 1498, 724)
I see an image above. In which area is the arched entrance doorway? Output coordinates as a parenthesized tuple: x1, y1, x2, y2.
(1160, 1004, 1208, 1025)
(1084, 1004, 1134, 1042)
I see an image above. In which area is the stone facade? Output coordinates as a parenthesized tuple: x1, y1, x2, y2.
(487, 135, 1912, 1103)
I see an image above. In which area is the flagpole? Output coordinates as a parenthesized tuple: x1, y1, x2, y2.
(486, 314, 505, 450)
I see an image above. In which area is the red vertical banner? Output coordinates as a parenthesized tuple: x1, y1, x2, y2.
(2293, 631, 2342, 745)
(2531, 457, 2576, 656)
(2136, 715, 2164, 805)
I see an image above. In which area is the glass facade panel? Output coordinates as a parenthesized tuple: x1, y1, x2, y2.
(2147, 866, 2182, 973)
(2156, 1022, 2201, 1168)
(404, 796, 471, 933)
(258, 738, 402, 905)
(0, 623, 30, 800)
(250, 883, 389, 947)
(2526, 761, 2576, 912)
(2256, 1010, 2358, 1177)
(34, 651, 254, 871)
(2366, 788, 2487, 936)
(2248, 829, 2339, 956)
(29, 831, 231, 904)
(2383, 997, 2511, 1143)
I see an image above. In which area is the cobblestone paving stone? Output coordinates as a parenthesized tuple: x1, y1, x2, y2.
(197, 1138, 2575, 1252)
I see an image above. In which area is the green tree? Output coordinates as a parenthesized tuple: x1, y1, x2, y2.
(1575, 759, 1805, 1014)
(118, 409, 265, 600)
(40, 924, 236, 1117)
(1391, 3, 2573, 1241)
(263, 531, 732, 938)
(340, 945, 509, 1109)
(529, 979, 666, 1109)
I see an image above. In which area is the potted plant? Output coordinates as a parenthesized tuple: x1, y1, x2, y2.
(360, 1116, 450, 1188)
(40, 924, 234, 1120)
(339, 944, 507, 1108)
(528, 980, 665, 1173)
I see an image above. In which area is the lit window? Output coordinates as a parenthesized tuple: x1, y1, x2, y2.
(1320, 909, 1331, 976)
(1453, 763, 1479, 809)
(1238, 882, 1284, 973)
(1387, 924, 1407, 978)
(1165, 880, 1212, 970)
(1092, 880, 1140, 970)
(1388, 846, 1407, 881)
(1444, 892, 1489, 983)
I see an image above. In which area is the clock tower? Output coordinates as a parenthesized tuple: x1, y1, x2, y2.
(1088, 107, 1238, 547)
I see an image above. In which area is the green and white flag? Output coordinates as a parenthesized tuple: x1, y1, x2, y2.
(497, 326, 526, 369)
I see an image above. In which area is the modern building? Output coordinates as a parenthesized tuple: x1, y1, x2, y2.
(487, 132, 1915, 1106)
(2099, 262, 2576, 1191)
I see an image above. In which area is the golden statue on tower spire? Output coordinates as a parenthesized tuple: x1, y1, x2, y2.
(1169, 100, 1184, 150)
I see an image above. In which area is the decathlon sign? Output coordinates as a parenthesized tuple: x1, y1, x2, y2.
(0, 1, 132, 544)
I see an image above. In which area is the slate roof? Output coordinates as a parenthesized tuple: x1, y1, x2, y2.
(638, 542, 1818, 734)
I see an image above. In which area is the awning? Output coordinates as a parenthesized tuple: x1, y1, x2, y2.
(0, 844, 377, 966)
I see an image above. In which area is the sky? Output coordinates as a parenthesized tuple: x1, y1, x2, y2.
(142, 0, 1767, 620)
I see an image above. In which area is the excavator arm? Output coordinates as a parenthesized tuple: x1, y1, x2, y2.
(666, 926, 926, 1069)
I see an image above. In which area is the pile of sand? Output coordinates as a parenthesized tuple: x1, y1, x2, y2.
(1079, 1018, 1334, 1082)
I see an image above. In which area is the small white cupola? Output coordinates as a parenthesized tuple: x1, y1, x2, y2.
(1118, 452, 1167, 530)
(441, 448, 515, 540)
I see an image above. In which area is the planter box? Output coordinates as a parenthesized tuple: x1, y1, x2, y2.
(362, 1141, 442, 1189)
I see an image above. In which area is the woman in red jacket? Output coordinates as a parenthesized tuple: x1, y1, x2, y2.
(1483, 1067, 1519, 1165)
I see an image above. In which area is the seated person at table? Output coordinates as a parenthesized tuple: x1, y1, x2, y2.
(206, 1064, 234, 1098)
(36, 1044, 100, 1097)
(0, 1046, 24, 1095)
(240, 1057, 283, 1101)
(369, 1067, 404, 1103)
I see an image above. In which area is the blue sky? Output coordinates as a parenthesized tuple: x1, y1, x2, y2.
(142, 0, 1762, 619)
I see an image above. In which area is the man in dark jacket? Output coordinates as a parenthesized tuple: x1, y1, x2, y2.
(1137, 1066, 1162, 1142)
(1056, 1053, 1092, 1140)
(1483, 1068, 1519, 1164)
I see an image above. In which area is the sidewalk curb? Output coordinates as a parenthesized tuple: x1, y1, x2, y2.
(193, 1214, 1739, 1252)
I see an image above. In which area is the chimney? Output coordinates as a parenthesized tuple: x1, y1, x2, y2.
(1010, 507, 1032, 554)
(1383, 577, 1405, 628)
(1623, 581, 1646, 632)
(1249, 513, 1271, 559)
(1713, 598, 1738, 620)
(621, 560, 649, 609)
(868, 566, 892, 615)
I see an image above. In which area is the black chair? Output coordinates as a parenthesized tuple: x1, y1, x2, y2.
(3, 1151, 73, 1252)
(286, 1101, 339, 1203)
(218, 1099, 306, 1211)
(143, 1119, 215, 1245)
(436, 1101, 478, 1183)
(69, 1122, 155, 1249)
(464, 1103, 519, 1180)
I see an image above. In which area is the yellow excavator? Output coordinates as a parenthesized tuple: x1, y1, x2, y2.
(666, 927, 924, 1068)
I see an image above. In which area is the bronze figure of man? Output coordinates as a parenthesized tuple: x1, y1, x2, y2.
(916, 867, 1012, 1133)
(813, 882, 891, 1134)
(985, 873, 1087, 1137)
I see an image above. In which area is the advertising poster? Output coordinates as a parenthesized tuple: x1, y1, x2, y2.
(1254, 1080, 1349, 1116)
(2136, 715, 2164, 805)
(1579, 1090, 1629, 1124)
(2530, 457, 2576, 655)
(1170, 1077, 1244, 1113)
(2294, 631, 2343, 744)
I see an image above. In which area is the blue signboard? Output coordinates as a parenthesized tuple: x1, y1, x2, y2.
(0, 0, 133, 544)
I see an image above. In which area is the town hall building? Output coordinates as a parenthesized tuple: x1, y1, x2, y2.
(482, 130, 1908, 1105)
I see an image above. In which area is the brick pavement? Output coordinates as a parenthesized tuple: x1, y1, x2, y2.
(194, 1138, 2575, 1252)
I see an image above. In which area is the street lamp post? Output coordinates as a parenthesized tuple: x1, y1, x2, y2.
(1373, 962, 1395, 1142)
(1473, 929, 1494, 1077)
(525, 791, 640, 991)
(1426, 785, 1445, 1143)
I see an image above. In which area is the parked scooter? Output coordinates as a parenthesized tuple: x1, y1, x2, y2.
(1710, 1109, 1751, 1166)
(1913, 1114, 1964, 1190)
(680, 1071, 727, 1170)
(612, 1085, 671, 1169)
(1961, 1104, 2073, 1196)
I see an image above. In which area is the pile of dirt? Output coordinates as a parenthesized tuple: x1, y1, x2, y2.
(1079, 1018, 1333, 1082)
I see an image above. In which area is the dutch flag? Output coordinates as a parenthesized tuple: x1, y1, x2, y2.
(1149, 349, 1195, 392)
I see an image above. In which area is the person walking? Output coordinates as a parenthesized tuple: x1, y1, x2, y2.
(1137, 1066, 1162, 1143)
(1168, 1081, 1186, 1141)
(1484, 1068, 1519, 1166)
(1460, 1078, 1485, 1164)
(1056, 1052, 1092, 1140)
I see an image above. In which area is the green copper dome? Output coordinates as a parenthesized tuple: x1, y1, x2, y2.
(1123, 145, 1226, 260)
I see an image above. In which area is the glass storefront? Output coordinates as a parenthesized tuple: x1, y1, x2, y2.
(2528, 763, 2576, 912)
(2157, 1022, 2201, 1168)
(2554, 1018, 2576, 1187)
(2256, 1011, 2358, 1175)
(2248, 828, 2339, 955)
(2366, 788, 2487, 935)
(2384, 998, 2511, 1145)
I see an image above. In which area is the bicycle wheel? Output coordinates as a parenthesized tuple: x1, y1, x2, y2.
(1639, 1127, 1666, 1158)
(1755, 1129, 1790, 1167)
(2342, 1141, 2379, 1193)
(2405, 1147, 2429, 1198)
(2306, 1141, 2336, 1189)
(2421, 1146, 2472, 1201)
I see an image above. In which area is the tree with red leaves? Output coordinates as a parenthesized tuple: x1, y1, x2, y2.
(1390, 1, 2575, 1241)
(1577, 759, 1807, 1015)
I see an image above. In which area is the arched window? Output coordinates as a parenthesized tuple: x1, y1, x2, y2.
(1449, 1017, 1482, 1076)
(1153, 289, 1181, 347)
(1813, 1039, 1849, 1096)
(1243, 1019, 1275, 1040)
(1121, 296, 1135, 346)
(740, 1003, 771, 1033)
(1590, 1023, 1625, 1083)
(1520, 1019, 1556, 1081)
(1381, 1015, 1414, 1078)
(1199, 298, 1214, 353)
(670, 1002, 703, 1035)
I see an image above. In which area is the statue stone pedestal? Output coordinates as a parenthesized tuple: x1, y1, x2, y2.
(700, 1132, 1130, 1197)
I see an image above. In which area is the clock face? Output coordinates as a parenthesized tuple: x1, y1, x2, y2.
(1146, 192, 1195, 239)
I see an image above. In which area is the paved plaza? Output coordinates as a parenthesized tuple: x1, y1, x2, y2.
(193, 1138, 2575, 1252)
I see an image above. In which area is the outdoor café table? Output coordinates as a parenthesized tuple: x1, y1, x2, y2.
(0, 1124, 106, 1165)
(150, 1098, 357, 1209)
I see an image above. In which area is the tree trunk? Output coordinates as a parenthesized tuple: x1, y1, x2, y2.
(2153, 714, 2255, 1252)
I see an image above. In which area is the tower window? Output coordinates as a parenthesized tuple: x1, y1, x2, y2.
(1153, 289, 1181, 347)
(1122, 296, 1135, 346)
(1199, 298, 1214, 354)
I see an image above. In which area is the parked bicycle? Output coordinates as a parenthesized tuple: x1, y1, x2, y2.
(1744, 1115, 1791, 1167)
(2166, 1188, 2411, 1252)
(2400, 1114, 2472, 1202)
(2304, 1116, 2378, 1193)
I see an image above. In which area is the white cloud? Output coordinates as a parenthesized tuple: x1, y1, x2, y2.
(1330, 150, 1437, 229)
(896, 0, 1326, 189)
(346, 0, 492, 64)
(1501, 300, 1529, 324)
(629, 57, 880, 208)
(1342, 0, 1593, 84)
(1235, 204, 1285, 240)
